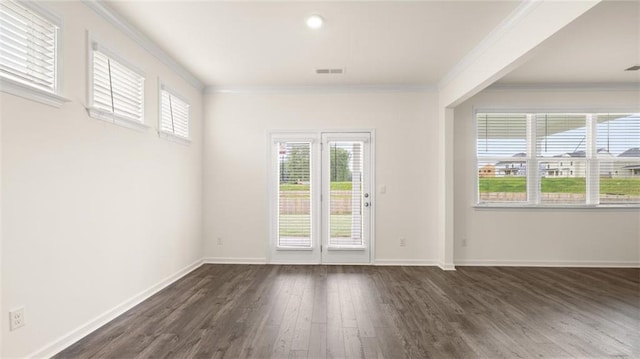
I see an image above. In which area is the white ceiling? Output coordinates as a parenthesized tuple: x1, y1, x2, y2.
(106, 0, 520, 87)
(499, 0, 640, 85)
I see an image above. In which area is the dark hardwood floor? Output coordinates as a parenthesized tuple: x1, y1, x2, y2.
(56, 265, 640, 358)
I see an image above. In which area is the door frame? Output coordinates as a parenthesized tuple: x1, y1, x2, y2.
(266, 129, 376, 265)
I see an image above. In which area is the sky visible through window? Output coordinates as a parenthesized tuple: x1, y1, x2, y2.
(477, 114, 640, 158)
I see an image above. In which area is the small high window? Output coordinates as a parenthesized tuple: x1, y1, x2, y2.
(0, 1, 66, 106)
(88, 38, 145, 129)
(159, 84, 190, 140)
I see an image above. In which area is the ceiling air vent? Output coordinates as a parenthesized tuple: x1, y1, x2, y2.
(624, 65, 640, 71)
(316, 68, 344, 74)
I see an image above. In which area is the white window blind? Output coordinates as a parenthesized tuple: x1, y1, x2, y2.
(477, 112, 640, 206)
(476, 114, 528, 203)
(277, 142, 312, 248)
(536, 114, 588, 204)
(597, 114, 640, 204)
(328, 141, 364, 247)
(160, 88, 189, 139)
(0, 0, 58, 92)
(91, 45, 144, 124)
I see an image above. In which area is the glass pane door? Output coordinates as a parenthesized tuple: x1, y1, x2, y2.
(269, 131, 372, 264)
(321, 132, 372, 264)
(278, 142, 312, 248)
(327, 141, 364, 247)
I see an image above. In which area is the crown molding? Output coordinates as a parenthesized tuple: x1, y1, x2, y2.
(82, 0, 204, 91)
(438, 0, 542, 91)
(205, 83, 437, 95)
(486, 82, 640, 92)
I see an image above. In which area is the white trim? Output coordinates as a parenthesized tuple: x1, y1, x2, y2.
(474, 111, 640, 208)
(158, 131, 191, 145)
(475, 107, 640, 115)
(487, 82, 640, 92)
(91, 41, 146, 77)
(438, 0, 542, 90)
(0, 78, 70, 108)
(203, 257, 267, 264)
(454, 259, 640, 268)
(87, 107, 150, 132)
(320, 132, 374, 265)
(29, 258, 204, 358)
(438, 262, 457, 271)
(474, 204, 640, 210)
(87, 31, 147, 129)
(159, 82, 190, 104)
(326, 246, 366, 251)
(158, 79, 191, 143)
(1, 1, 65, 101)
(81, 0, 204, 91)
(18, 0, 62, 26)
(206, 84, 436, 95)
(374, 259, 439, 266)
(267, 133, 321, 264)
(276, 246, 314, 251)
(19, 0, 64, 96)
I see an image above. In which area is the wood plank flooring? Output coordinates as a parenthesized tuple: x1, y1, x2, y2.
(56, 265, 640, 358)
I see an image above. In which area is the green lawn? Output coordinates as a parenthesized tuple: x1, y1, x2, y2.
(280, 182, 353, 191)
(480, 177, 640, 195)
(279, 214, 353, 237)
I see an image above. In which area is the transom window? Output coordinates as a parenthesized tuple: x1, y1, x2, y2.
(476, 113, 640, 206)
(160, 85, 189, 139)
(88, 39, 145, 127)
(0, 0, 59, 93)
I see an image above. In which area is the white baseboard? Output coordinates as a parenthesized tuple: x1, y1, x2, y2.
(454, 259, 640, 268)
(438, 262, 457, 271)
(202, 258, 460, 269)
(29, 258, 204, 358)
(374, 259, 439, 266)
(203, 257, 267, 264)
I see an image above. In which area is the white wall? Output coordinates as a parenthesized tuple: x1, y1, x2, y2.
(1, 2, 203, 357)
(203, 91, 439, 264)
(454, 87, 640, 265)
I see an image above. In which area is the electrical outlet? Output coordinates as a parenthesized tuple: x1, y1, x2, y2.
(9, 307, 25, 331)
(461, 238, 468, 247)
(399, 237, 406, 247)
(217, 237, 223, 245)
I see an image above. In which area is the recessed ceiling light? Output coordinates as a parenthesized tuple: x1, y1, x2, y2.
(625, 65, 640, 71)
(306, 15, 324, 29)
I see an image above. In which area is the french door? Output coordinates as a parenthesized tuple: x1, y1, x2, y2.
(269, 131, 373, 264)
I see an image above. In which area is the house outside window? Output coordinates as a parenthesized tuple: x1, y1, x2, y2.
(477, 113, 640, 206)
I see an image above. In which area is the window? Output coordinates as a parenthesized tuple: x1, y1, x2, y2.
(159, 85, 189, 140)
(277, 141, 313, 248)
(88, 39, 145, 129)
(0, 0, 66, 106)
(477, 113, 527, 203)
(477, 113, 640, 206)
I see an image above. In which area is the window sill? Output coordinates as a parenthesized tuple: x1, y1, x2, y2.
(0, 78, 70, 108)
(87, 107, 149, 132)
(474, 203, 640, 210)
(159, 131, 191, 145)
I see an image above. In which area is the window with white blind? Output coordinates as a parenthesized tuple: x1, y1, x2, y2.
(88, 39, 145, 129)
(477, 112, 640, 207)
(277, 141, 313, 248)
(159, 85, 189, 140)
(0, 0, 66, 106)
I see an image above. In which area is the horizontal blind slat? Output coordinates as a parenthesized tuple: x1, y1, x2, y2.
(92, 48, 144, 123)
(0, 0, 56, 92)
